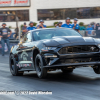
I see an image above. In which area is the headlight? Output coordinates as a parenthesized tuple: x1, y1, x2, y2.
(41, 46, 57, 51)
(98, 44, 100, 48)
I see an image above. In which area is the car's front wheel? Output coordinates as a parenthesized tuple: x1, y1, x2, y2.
(35, 54, 47, 78)
(9, 54, 24, 76)
(93, 65, 100, 74)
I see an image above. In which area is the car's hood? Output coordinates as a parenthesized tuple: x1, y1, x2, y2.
(42, 36, 98, 47)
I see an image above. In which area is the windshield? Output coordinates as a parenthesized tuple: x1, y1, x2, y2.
(32, 29, 81, 41)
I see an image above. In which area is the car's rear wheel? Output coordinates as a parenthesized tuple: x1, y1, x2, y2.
(61, 68, 73, 73)
(35, 54, 47, 78)
(93, 65, 100, 74)
(9, 54, 24, 76)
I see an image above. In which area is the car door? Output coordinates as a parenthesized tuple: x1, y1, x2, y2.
(17, 32, 35, 71)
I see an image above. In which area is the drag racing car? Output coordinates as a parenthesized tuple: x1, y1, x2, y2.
(9, 28, 100, 78)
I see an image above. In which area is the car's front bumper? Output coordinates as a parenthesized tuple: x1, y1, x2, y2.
(43, 52, 100, 68)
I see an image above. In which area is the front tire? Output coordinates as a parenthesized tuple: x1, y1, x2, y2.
(93, 65, 100, 74)
(9, 54, 24, 76)
(35, 54, 47, 78)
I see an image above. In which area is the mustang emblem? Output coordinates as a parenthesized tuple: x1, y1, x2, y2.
(90, 47, 95, 51)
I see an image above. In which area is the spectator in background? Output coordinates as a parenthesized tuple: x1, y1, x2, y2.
(61, 17, 73, 28)
(0, 23, 12, 56)
(95, 23, 100, 30)
(27, 21, 36, 31)
(22, 22, 27, 37)
(79, 22, 86, 36)
(79, 23, 86, 30)
(91, 22, 95, 29)
(72, 18, 80, 32)
(95, 23, 100, 38)
(37, 20, 46, 29)
(86, 24, 93, 36)
(56, 22, 62, 28)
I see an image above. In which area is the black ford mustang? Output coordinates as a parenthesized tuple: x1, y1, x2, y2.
(9, 28, 100, 78)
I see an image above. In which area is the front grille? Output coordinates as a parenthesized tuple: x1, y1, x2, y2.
(59, 45, 99, 54)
